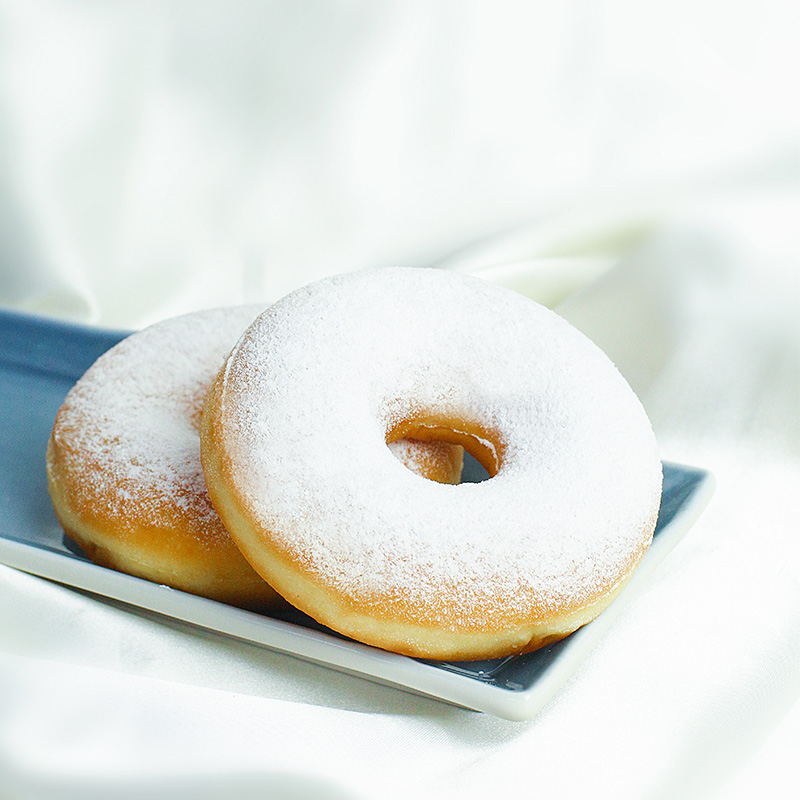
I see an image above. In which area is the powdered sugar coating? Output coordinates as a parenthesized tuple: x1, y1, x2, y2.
(217, 268, 663, 626)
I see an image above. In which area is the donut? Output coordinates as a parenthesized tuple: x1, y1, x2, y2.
(46, 305, 463, 610)
(200, 267, 663, 659)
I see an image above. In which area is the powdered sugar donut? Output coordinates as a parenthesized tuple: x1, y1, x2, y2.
(47, 305, 462, 609)
(201, 268, 663, 659)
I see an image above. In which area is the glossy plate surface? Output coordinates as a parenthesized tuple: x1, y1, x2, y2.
(0, 308, 714, 720)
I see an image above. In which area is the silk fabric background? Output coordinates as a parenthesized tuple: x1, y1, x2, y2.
(1, 2, 798, 798)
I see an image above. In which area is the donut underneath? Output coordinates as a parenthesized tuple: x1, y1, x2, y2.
(47, 306, 463, 609)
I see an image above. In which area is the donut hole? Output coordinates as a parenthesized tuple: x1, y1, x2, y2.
(386, 417, 502, 484)
(460, 450, 492, 483)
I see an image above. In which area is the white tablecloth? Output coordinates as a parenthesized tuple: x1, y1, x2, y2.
(1, 3, 798, 798)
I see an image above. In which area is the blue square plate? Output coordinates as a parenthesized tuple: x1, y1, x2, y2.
(0, 307, 714, 720)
